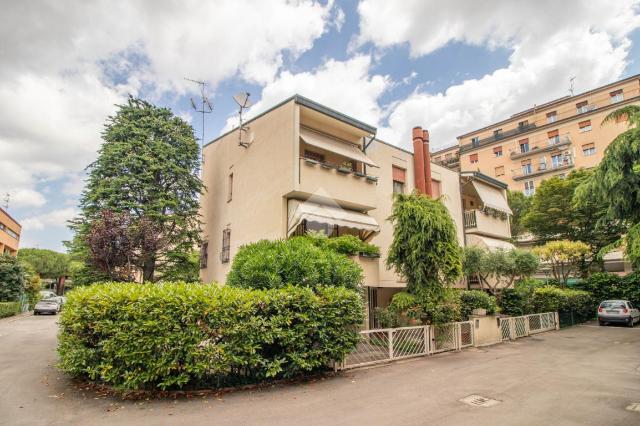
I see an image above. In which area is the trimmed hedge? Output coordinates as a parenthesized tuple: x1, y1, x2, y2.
(459, 290, 498, 320)
(0, 301, 21, 318)
(576, 272, 640, 307)
(58, 282, 363, 390)
(501, 281, 593, 322)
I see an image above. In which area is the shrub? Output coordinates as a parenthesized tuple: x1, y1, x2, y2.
(304, 233, 380, 257)
(577, 272, 624, 303)
(500, 279, 546, 316)
(227, 238, 363, 291)
(58, 282, 363, 390)
(530, 287, 594, 322)
(459, 290, 498, 319)
(0, 301, 21, 318)
(0, 254, 27, 301)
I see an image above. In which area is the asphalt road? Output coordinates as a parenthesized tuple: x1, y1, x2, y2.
(1, 313, 639, 425)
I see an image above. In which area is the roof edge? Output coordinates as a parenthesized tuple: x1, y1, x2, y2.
(460, 171, 508, 190)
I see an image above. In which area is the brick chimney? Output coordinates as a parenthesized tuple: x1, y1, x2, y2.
(412, 127, 426, 194)
(422, 129, 433, 197)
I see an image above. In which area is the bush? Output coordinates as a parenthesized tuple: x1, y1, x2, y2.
(577, 272, 624, 303)
(0, 301, 21, 318)
(500, 279, 546, 316)
(305, 233, 380, 257)
(459, 290, 498, 319)
(0, 254, 27, 302)
(227, 238, 363, 290)
(58, 282, 363, 390)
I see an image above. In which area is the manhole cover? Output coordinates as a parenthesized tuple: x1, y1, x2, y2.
(459, 394, 501, 408)
(626, 402, 640, 413)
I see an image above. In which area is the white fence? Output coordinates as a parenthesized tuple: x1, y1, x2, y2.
(338, 313, 558, 370)
(338, 321, 474, 370)
(500, 312, 558, 341)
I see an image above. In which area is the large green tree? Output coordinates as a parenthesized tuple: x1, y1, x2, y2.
(18, 248, 70, 295)
(576, 105, 640, 268)
(507, 190, 531, 240)
(386, 192, 461, 296)
(523, 169, 625, 272)
(70, 97, 203, 282)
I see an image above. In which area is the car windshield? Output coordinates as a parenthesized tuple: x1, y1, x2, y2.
(600, 301, 625, 309)
(40, 299, 57, 303)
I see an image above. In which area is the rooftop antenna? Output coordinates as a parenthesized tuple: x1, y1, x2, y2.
(569, 76, 576, 97)
(2, 193, 9, 210)
(234, 92, 253, 148)
(184, 77, 213, 167)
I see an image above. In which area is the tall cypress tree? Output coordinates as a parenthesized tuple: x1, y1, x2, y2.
(70, 96, 203, 282)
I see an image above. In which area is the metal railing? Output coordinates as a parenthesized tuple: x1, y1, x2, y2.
(500, 312, 558, 341)
(338, 321, 474, 370)
(464, 210, 477, 228)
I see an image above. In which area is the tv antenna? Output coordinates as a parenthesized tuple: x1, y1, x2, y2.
(185, 77, 213, 165)
(569, 76, 576, 96)
(233, 92, 253, 148)
(2, 193, 8, 210)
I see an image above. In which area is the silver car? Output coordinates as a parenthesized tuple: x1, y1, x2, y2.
(598, 300, 640, 327)
(33, 298, 61, 315)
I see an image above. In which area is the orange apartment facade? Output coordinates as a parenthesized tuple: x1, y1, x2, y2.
(0, 207, 21, 256)
(433, 75, 640, 196)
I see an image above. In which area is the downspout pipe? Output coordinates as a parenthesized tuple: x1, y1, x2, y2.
(412, 127, 426, 194)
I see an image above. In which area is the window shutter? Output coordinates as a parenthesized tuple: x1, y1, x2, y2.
(576, 100, 588, 108)
(582, 143, 595, 150)
(392, 166, 406, 183)
(610, 89, 623, 96)
(578, 120, 591, 128)
(546, 111, 557, 117)
(521, 159, 531, 166)
(519, 138, 528, 145)
(547, 130, 559, 138)
(470, 153, 478, 162)
(493, 146, 502, 153)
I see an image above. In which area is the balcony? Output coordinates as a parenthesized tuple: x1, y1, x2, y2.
(576, 104, 597, 114)
(463, 123, 537, 151)
(510, 136, 571, 159)
(464, 209, 511, 240)
(512, 156, 574, 181)
(298, 157, 378, 210)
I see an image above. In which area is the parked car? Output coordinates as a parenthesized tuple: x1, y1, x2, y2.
(39, 290, 57, 299)
(597, 300, 640, 327)
(33, 298, 61, 315)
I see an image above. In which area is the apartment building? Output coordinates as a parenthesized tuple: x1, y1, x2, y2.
(199, 95, 513, 326)
(434, 75, 640, 195)
(0, 207, 21, 256)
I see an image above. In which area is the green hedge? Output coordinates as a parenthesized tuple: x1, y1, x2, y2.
(58, 282, 363, 390)
(0, 301, 21, 318)
(576, 272, 640, 306)
(459, 290, 498, 320)
(501, 282, 593, 322)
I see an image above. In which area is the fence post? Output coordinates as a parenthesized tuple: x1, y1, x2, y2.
(555, 312, 560, 330)
(388, 329, 394, 359)
(423, 326, 429, 355)
(456, 324, 462, 350)
(524, 315, 530, 336)
(509, 318, 516, 340)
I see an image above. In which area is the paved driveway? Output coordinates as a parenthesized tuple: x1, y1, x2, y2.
(1, 314, 639, 426)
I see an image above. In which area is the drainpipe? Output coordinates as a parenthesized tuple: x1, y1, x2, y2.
(422, 129, 433, 197)
(412, 127, 426, 194)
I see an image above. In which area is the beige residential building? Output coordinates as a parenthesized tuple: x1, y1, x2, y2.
(0, 207, 21, 256)
(199, 95, 514, 325)
(433, 75, 640, 195)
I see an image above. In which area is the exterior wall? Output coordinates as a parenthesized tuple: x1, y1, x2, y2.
(0, 207, 21, 256)
(454, 76, 640, 194)
(200, 99, 297, 283)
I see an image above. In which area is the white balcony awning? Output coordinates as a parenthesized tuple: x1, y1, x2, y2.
(300, 127, 378, 167)
(471, 181, 512, 215)
(287, 200, 380, 235)
(467, 234, 516, 251)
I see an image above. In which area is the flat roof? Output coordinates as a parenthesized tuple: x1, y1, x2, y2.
(457, 73, 640, 139)
(460, 171, 508, 190)
(0, 206, 21, 229)
(204, 94, 377, 148)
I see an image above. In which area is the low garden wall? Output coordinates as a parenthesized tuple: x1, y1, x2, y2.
(58, 282, 364, 390)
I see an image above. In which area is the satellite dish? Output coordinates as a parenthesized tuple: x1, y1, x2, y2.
(233, 92, 253, 109)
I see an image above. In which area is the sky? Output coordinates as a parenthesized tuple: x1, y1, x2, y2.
(1, 0, 639, 252)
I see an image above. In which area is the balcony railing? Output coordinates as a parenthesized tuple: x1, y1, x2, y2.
(509, 136, 571, 159)
(464, 210, 477, 228)
(576, 104, 597, 114)
(512, 156, 574, 180)
(467, 123, 537, 149)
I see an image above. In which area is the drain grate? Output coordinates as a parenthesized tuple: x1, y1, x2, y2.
(459, 394, 502, 408)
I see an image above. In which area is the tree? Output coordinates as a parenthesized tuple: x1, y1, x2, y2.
(0, 254, 27, 301)
(576, 105, 640, 268)
(70, 97, 204, 282)
(18, 248, 69, 295)
(523, 170, 625, 273)
(387, 192, 461, 296)
(507, 190, 531, 240)
(533, 240, 590, 286)
(462, 247, 539, 296)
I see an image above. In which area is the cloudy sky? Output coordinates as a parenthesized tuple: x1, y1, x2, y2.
(1, 0, 639, 251)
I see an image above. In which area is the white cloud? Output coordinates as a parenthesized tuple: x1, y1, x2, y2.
(3, 189, 46, 209)
(21, 208, 78, 231)
(358, 0, 640, 150)
(228, 55, 391, 130)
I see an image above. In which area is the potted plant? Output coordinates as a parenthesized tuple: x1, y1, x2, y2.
(337, 161, 353, 174)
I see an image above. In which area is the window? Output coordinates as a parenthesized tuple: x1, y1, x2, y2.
(493, 146, 503, 157)
(518, 120, 529, 129)
(521, 159, 532, 175)
(582, 143, 596, 156)
(4, 227, 18, 239)
(539, 157, 547, 170)
(493, 128, 503, 139)
(304, 149, 325, 163)
(551, 154, 563, 168)
(610, 89, 624, 104)
(392, 166, 405, 194)
(199, 242, 208, 269)
(547, 129, 560, 145)
(471, 136, 480, 146)
(519, 139, 530, 153)
(469, 153, 478, 164)
(524, 180, 535, 196)
(227, 173, 233, 202)
(495, 166, 505, 177)
(546, 111, 557, 124)
(220, 228, 231, 263)
(578, 120, 592, 132)
(576, 100, 593, 114)
(431, 179, 442, 198)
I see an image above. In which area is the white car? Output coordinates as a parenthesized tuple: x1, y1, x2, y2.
(597, 300, 640, 327)
(33, 298, 61, 315)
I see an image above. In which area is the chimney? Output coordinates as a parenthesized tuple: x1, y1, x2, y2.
(412, 127, 426, 194)
(422, 129, 433, 197)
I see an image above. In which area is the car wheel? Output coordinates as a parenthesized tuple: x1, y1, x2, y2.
(628, 318, 634, 328)
(34, 312, 38, 316)
(599, 320, 604, 326)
